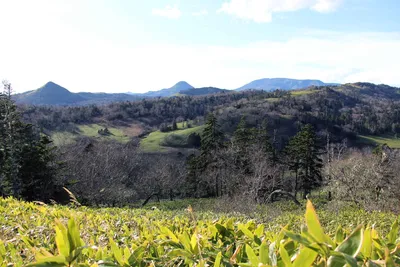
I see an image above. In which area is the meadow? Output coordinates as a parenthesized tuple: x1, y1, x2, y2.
(358, 135, 400, 149)
(140, 125, 204, 152)
(1, 197, 399, 266)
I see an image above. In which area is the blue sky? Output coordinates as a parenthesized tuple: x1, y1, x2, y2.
(0, 0, 399, 93)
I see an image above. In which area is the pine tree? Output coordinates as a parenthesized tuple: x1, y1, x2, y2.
(232, 117, 255, 149)
(286, 124, 322, 199)
(199, 113, 225, 196)
(200, 114, 224, 158)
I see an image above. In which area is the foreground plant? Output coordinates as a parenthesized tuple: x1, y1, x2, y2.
(1, 197, 399, 266)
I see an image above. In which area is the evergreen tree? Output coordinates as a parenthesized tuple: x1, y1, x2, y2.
(286, 124, 322, 199)
(232, 117, 256, 149)
(199, 113, 225, 196)
(232, 117, 257, 174)
(257, 120, 278, 165)
(200, 114, 224, 158)
(0, 81, 58, 201)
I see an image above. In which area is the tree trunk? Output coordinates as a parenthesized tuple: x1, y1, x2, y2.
(267, 190, 301, 206)
(142, 192, 160, 207)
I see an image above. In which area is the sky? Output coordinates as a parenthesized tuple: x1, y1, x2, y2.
(0, 0, 399, 93)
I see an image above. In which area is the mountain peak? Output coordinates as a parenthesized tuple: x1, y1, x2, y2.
(15, 81, 85, 105)
(171, 81, 194, 89)
(38, 81, 70, 93)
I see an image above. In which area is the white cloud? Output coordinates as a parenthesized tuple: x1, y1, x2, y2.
(219, 0, 344, 23)
(3, 30, 400, 93)
(192, 9, 209, 16)
(312, 0, 343, 12)
(152, 5, 181, 19)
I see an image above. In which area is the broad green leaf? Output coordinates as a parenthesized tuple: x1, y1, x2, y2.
(128, 246, 145, 265)
(55, 220, 70, 258)
(178, 232, 192, 252)
(305, 200, 325, 243)
(293, 247, 318, 267)
(334, 226, 344, 244)
(27, 255, 67, 267)
(259, 240, 269, 265)
(67, 218, 83, 252)
(239, 224, 254, 239)
(335, 225, 363, 257)
(191, 230, 199, 254)
(387, 220, 398, 245)
(279, 245, 292, 267)
(168, 249, 193, 260)
(362, 228, 372, 259)
(245, 245, 260, 266)
(160, 226, 179, 243)
(110, 239, 125, 266)
(329, 251, 357, 267)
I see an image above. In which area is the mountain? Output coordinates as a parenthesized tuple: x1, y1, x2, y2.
(13, 82, 142, 106)
(14, 81, 86, 105)
(179, 87, 230, 96)
(143, 81, 194, 97)
(236, 78, 339, 91)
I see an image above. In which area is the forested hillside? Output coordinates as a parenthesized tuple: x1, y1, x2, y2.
(19, 82, 400, 145)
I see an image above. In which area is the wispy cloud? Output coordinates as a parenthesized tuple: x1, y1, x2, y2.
(152, 5, 181, 19)
(192, 9, 208, 17)
(218, 0, 344, 23)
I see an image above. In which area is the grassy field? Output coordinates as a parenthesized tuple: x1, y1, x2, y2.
(140, 125, 204, 152)
(77, 124, 131, 143)
(50, 123, 143, 146)
(1, 197, 399, 266)
(358, 134, 400, 148)
(290, 89, 318, 96)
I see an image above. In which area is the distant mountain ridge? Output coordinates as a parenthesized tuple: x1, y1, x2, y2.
(13, 78, 341, 106)
(236, 78, 339, 91)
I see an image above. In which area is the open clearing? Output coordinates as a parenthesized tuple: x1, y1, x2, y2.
(358, 135, 400, 148)
(140, 125, 205, 152)
(51, 123, 144, 146)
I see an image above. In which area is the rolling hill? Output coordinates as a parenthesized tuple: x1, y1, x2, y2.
(236, 78, 339, 91)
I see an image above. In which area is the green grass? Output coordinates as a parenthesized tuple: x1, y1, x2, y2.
(290, 89, 318, 96)
(50, 124, 132, 145)
(358, 134, 400, 148)
(140, 125, 205, 152)
(77, 124, 131, 143)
